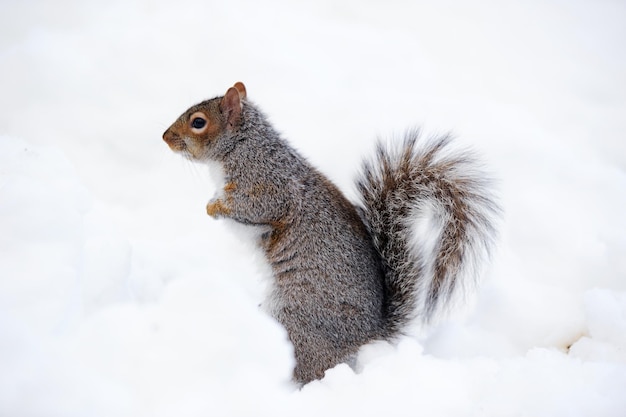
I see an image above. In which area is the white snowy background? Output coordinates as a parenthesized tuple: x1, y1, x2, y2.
(1, 0, 625, 416)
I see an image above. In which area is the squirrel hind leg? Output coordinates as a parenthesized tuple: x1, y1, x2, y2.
(291, 344, 354, 385)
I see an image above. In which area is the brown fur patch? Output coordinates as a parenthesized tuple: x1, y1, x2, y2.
(233, 82, 247, 100)
(223, 182, 237, 193)
(206, 199, 231, 217)
(265, 219, 288, 255)
(162, 129, 185, 151)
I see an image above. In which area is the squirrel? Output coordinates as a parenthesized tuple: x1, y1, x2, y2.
(163, 82, 499, 384)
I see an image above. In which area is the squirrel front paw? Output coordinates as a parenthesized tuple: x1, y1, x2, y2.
(206, 182, 237, 218)
(206, 198, 232, 218)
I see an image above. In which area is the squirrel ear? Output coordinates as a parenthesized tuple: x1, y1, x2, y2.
(233, 82, 247, 100)
(220, 86, 243, 129)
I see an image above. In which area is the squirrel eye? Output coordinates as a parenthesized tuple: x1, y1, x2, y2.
(191, 117, 206, 129)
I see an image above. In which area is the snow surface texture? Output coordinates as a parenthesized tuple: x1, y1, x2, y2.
(1, 0, 625, 416)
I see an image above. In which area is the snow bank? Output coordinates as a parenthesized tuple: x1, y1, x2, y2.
(2, 119, 625, 417)
(1, 0, 626, 416)
(0, 136, 293, 416)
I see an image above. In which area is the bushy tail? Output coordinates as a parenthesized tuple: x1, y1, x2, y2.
(356, 130, 500, 335)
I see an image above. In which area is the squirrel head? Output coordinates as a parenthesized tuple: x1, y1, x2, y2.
(163, 82, 247, 161)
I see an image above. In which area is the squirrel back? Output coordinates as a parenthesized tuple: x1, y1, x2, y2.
(163, 82, 499, 384)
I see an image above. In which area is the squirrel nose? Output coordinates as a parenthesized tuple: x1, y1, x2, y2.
(163, 128, 176, 144)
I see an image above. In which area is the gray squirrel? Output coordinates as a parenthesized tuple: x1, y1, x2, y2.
(163, 82, 499, 384)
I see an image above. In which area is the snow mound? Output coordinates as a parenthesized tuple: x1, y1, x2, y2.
(0, 136, 293, 417)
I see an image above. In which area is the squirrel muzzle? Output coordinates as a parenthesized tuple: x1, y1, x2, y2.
(163, 128, 186, 153)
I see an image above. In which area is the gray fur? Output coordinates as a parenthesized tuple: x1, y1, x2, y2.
(163, 84, 500, 384)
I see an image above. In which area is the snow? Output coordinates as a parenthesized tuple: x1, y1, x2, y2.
(1, 0, 625, 416)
